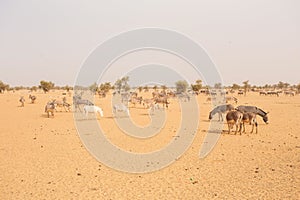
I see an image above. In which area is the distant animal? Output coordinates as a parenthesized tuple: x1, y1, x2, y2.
(45, 102, 55, 118)
(210, 91, 217, 96)
(53, 99, 71, 112)
(226, 96, 238, 104)
(142, 98, 155, 109)
(177, 92, 190, 102)
(83, 105, 104, 118)
(206, 97, 216, 102)
(241, 112, 258, 133)
(284, 91, 295, 96)
(121, 92, 130, 103)
(152, 91, 167, 98)
(267, 91, 279, 97)
(149, 103, 160, 112)
(226, 110, 243, 134)
(130, 91, 138, 98)
(154, 96, 169, 109)
(235, 105, 269, 124)
(19, 96, 25, 107)
(167, 91, 176, 98)
(237, 90, 244, 96)
(113, 103, 130, 117)
(73, 96, 94, 112)
(209, 104, 235, 121)
(129, 96, 143, 107)
(259, 91, 267, 96)
(98, 91, 106, 98)
(29, 94, 37, 103)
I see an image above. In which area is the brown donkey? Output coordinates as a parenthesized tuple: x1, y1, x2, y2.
(226, 110, 243, 135)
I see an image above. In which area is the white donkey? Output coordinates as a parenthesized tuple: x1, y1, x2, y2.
(113, 103, 130, 117)
(83, 105, 104, 118)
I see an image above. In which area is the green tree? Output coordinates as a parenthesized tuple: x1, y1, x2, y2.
(114, 76, 130, 92)
(214, 83, 222, 89)
(153, 85, 158, 91)
(231, 83, 240, 90)
(63, 85, 72, 92)
(277, 81, 284, 89)
(196, 79, 202, 88)
(191, 79, 202, 93)
(143, 85, 149, 92)
(89, 82, 98, 93)
(0, 81, 9, 93)
(175, 80, 188, 93)
(30, 86, 38, 92)
(114, 79, 122, 92)
(296, 83, 300, 93)
(242, 80, 250, 96)
(40, 80, 54, 93)
(283, 82, 290, 89)
(138, 86, 143, 93)
(99, 82, 112, 93)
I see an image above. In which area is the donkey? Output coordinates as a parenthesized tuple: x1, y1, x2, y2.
(177, 92, 190, 102)
(284, 91, 295, 96)
(129, 96, 143, 107)
(29, 94, 37, 103)
(53, 99, 71, 112)
(238, 90, 244, 95)
(142, 98, 155, 109)
(267, 91, 279, 97)
(73, 96, 94, 112)
(241, 112, 258, 134)
(45, 102, 55, 118)
(83, 105, 104, 118)
(154, 96, 169, 109)
(113, 103, 130, 117)
(235, 105, 269, 124)
(19, 96, 25, 107)
(209, 104, 235, 121)
(226, 110, 243, 135)
(259, 91, 267, 96)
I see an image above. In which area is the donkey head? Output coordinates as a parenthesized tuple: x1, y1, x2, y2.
(263, 112, 269, 124)
(208, 112, 213, 120)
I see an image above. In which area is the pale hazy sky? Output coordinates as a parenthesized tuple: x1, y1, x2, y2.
(0, 0, 299, 87)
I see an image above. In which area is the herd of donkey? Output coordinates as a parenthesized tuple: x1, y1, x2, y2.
(17, 88, 298, 135)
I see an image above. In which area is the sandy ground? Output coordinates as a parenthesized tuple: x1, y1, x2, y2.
(0, 90, 299, 199)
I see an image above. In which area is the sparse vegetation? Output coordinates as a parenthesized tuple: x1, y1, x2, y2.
(214, 83, 222, 89)
(175, 80, 188, 93)
(143, 85, 149, 92)
(297, 83, 300, 94)
(243, 80, 250, 96)
(99, 82, 112, 94)
(191, 79, 202, 93)
(231, 83, 240, 90)
(0, 81, 9, 93)
(114, 76, 130, 92)
(40, 80, 55, 93)
(138, 86, 143, 93)
(89, 82, 98, 93)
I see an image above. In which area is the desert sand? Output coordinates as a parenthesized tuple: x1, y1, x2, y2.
(0, 90, 299, 199)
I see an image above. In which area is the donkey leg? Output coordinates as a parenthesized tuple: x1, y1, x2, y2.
(250, 124, 254, 133)
(255, 122, 258, 134)
(227, 124, 231, 134)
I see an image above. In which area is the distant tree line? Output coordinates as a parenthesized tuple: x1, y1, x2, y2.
(1, 79, 300, 95)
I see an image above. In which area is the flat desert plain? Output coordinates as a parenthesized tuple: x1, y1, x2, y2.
(0, 90, 299, 199)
